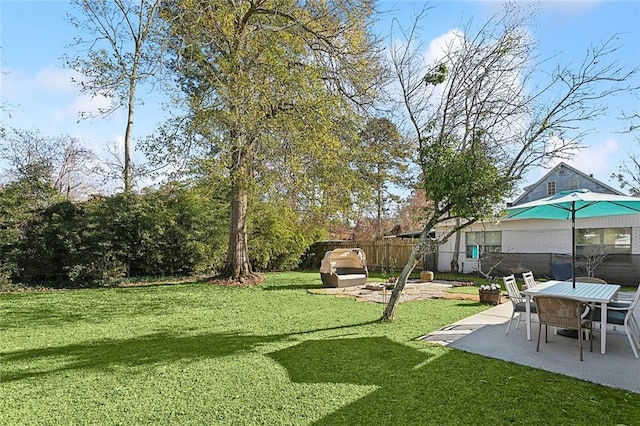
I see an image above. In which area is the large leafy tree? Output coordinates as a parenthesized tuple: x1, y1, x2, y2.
(161, 0, 385, 281)
(357, 117, 410, 237)
(382, 6, 638, 320)
(66, 0, 165, 193)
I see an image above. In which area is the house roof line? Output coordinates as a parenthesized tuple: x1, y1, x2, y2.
(512, 162, 624, 205)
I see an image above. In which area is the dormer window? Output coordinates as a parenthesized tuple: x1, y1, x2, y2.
(547, 181, 556, 196)
(569, 177, 579, 190)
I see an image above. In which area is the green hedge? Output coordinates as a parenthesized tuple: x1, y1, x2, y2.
(1, 179, 318, 287)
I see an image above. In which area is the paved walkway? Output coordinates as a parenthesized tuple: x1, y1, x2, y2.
(419, 301, 513, 345)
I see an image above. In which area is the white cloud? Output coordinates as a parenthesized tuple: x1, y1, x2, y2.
(51, 92, 113, 123)
(566, 136, 618, 177)
(2, 64, 114, 125)
(423, 29, 463, 64)
(388, 28, 461, 78)
(3, 65, 113, 123)
(387, 29, 463, 130)
(34, 65, 82, 93)
(110, 133, 126, 154)
(543, 136, 619, 182)
(2, 64, 85, 97)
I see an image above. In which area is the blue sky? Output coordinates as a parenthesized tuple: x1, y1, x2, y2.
(1, 0, 639, 195)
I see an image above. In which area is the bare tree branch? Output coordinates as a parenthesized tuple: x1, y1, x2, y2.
(382, 4, 639, 320)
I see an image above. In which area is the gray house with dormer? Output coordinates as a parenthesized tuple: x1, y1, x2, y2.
(511, 162, 625, 206)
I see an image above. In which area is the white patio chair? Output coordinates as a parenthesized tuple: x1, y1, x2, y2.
(504, 274, 536, 334)
(591, 285, 640, 359)
(522, 271, 538, 290)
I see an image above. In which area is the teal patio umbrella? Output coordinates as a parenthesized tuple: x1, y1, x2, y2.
(506, 189, 640, 288)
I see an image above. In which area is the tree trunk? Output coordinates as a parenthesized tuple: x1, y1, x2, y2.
(221, 177, 253, 279)
(381, 222, 433, 321)
(376, 179, 383, 238)
(220, 143, 255, 281)
(123, 72, 137, 193)
(450, 218, 462, 272)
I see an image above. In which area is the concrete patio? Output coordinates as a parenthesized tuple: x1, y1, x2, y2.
(420, 298, 640, 394)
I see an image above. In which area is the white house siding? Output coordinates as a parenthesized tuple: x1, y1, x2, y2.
(435, 221, 502, 274)
(503, 229, 572, 254)
(502, 215, 640, 255)
(435, 214, 640, 277)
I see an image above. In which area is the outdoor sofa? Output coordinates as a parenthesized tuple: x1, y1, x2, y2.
(319, 248, 368, 288)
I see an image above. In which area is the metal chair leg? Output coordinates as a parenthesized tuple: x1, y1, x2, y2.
(536, 323, 543, 352)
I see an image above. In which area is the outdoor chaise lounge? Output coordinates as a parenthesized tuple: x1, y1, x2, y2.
(319, 248, 368, 288)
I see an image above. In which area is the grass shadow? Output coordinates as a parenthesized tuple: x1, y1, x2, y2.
(0, 306, 86, 330)
(1, 319, 384, 383)
(1, 331, 289, 383)
(269, 337, 640, 425)
(0, 300, 169, 331)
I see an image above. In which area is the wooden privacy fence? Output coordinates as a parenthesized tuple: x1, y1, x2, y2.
(310, 239, 431, 272)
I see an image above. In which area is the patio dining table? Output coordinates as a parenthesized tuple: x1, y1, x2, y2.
(522, 280, 620, 354)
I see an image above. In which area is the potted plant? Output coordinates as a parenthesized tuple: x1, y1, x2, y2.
(478, 283, 502, 305)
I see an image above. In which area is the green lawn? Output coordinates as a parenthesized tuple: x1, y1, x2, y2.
(2, 272, 639, 425)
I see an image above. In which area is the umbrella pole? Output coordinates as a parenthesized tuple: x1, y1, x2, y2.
(571, 202, 576, 289)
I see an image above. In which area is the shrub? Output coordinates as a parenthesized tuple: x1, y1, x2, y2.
(248, 200, 323, 271)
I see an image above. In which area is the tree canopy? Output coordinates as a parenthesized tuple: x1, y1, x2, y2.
(357, 117, 410, 237)
(0, 128, 99, 200)
(158, 0, 386, 281)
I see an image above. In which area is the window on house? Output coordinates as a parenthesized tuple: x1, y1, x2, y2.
(569, 178, 579, 190)
(547, 181, 556, 196)
(576, 227, 631, 255)
(465, 231, 502, 258)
